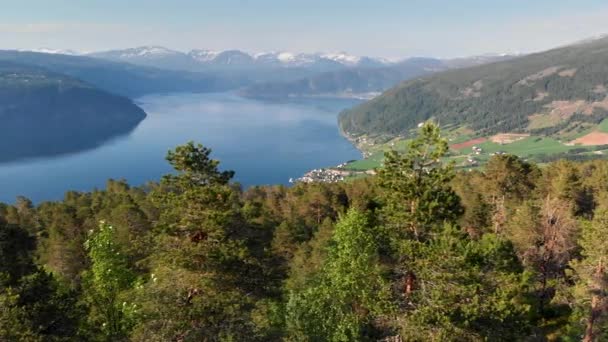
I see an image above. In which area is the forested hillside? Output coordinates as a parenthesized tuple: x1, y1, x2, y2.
(340, 37, 608, 140)
(0, 51, 241, 98)
(1, 123, 607, 341)
(0, 61, 146, 162)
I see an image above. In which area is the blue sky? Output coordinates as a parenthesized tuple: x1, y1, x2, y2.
(3, 0, 608, 58)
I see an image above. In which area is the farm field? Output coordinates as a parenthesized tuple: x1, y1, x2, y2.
(343, 132, 608, 172)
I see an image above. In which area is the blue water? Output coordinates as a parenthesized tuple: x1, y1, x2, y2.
(0, 92, 362, 203)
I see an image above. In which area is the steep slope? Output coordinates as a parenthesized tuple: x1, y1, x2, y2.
(0, 61, 146, 162)
(339, 37, 608, 140)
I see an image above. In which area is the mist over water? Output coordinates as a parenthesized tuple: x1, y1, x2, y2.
(0, 92, 362, 203)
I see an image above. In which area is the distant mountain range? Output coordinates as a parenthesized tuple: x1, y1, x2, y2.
(0, 50, 243, 98)
(240, 55, 513, 100)
(86, 46, 393, 71)
(339, 36, 608, 142)
(14, 47, 517, 101)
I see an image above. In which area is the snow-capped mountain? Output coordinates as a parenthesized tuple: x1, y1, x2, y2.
(87, 46, 200, 70)
(23, 48, 81, 55)
(88, 46, 184, 60)
(86, 46, 393, 71)
(321, 52, 362, 66)
(188, 49, 221, 63)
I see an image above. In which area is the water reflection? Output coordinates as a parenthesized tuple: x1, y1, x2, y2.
(0, 93, 361, 203)
(0, 110, 144, 164)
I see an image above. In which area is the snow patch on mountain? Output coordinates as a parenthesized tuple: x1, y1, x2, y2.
(26, 48, 80, 55)
(321, 52, 362, 66)
(189, 49, 221, 62)
(119, 46, 181, 58)
(87, 46, 395, 69)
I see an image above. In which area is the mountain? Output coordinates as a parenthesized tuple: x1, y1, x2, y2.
(0, 50, 241, 98)
(203, 50, 256, 67)
(339, 37, 608, 141)
(87, 46, 201, 71)
(240, 58, 444, 99)
(241, 55, 513, 100)
(87, 46, 392, 71)
(26, 48, 81, 55)
(0, 61, 146, 162)
(252, 51, 344, 70)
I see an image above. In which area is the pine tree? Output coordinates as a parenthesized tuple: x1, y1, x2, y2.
(569, 208, 608, 341)
(132, 142, 258, 341)
(377, 121, 463, 240)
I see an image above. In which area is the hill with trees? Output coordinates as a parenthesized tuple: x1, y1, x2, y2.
(0, 61, 146, 162)
(1, 123, 608, 340)
(339, 37, 608, 143)
(0, 50, 242, 98)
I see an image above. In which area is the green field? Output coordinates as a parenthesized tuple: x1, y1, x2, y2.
(344, 151, 384, 170)
(598, 118, 608, 133)
(344, 135, 601, 172)
(475, 137, 573, 157)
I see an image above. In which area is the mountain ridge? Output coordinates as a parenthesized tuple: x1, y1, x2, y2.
(339, 36, 608, 143)
(240, 55, 514, 100)
(86, 46, 393, 71)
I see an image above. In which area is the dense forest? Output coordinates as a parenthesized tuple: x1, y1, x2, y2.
(339, 37, 608, 139)
(2, 122, 608, 341)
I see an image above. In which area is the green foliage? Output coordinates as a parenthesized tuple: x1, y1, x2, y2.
(0, 223, 80, 341)
(567, 208, 608, 341)
(378, 122, 463, 238)
(83, 221, 137, 341)
(4, 134, 608, 340)
(165, 141, 235, 186)
(484, 154, 539, 201)
(133, 142, 259, 341)
(0, 222, 36, 286)
(286, 209, 392, 341)
(395, 225, 532, 341)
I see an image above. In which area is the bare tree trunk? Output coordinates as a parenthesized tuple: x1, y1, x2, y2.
(583, 260, 605, 342)
(583, 300, 598, 342)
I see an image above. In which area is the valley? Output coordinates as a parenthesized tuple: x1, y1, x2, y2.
(335, 37, 608, 173)
(7, 2, 608, 340)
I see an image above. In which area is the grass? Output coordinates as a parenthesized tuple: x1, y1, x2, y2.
(527, 114, 559, 130)
(597, 118, 608, 133)
(475, 137, 574, 157)
(344, 151, 384, 170)
(344, 135, 595, 172)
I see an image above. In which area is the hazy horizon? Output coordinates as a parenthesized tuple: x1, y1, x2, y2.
(3, 0, 608, 59)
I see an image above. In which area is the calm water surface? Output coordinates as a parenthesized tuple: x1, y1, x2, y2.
(0, 93, 362, 203)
